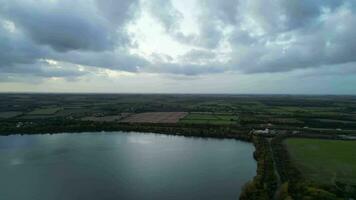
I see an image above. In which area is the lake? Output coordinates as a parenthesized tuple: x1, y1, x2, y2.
(0, 132, 256, 200)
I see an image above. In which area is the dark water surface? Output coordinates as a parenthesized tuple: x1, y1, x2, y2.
(0, 132, 256, 200)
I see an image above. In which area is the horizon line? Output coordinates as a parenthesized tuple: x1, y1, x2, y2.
(0, 91, 355, 96)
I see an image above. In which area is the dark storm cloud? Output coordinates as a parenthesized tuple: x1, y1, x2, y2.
(0, 0, 132, 52)
(95, 0, 140, 26)
(279, 0, 344, 30)
(0, 61, 88, 81)
(230, 2, 356, 73)
(0, 22, 46, 67)
(209, 0, 356, 74)
(0, 21, 86, 79)
(0, 0, 145, 80)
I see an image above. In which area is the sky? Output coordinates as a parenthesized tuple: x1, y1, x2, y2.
(0, 0, 356, 94)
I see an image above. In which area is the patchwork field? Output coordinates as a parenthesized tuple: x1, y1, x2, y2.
(179, 112, 238, 125)
(120, 112, 188, 123)
(285, 138, 356, 185)
(1, 94, 356, 133)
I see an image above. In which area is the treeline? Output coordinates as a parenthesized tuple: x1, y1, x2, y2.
(303, 119, 356, 129)
(0, 120, 252, 141)
(259, 98, 339, 107)
(240, 137, 277, 200)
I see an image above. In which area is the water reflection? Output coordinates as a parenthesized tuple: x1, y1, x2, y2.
(0, 132, 256, 200)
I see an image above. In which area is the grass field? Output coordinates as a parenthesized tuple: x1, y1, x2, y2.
(285, 138, 356, 185)
(28, 107, 62, 115)
(179, 112, 238, 125)
(82, 113, 131, 122)
(0, 111, 22, 119)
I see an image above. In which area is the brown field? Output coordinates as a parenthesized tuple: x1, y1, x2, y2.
(82, 113, 131, 122)
(120, 112, 188, 123)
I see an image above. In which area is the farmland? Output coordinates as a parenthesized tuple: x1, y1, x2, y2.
(1, 94, 356, 133)
(179, 112, 239, 125)
(121, 112, 187, 123)
(28, 107, 62, 115)
(81, 113, 131, 122)
(285, 138, 356, 185)
(0, 111, 22, 119)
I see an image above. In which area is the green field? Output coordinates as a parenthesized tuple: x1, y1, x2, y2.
(0, 111, 22, 119)
(28, 107, 62, 115)
(285, 138, 356, 185)
(179, 112, 238, 125)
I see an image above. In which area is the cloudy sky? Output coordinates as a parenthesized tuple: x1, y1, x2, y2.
(0, 0, 356, 94)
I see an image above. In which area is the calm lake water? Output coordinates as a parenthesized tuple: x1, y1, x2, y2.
(0, 132, 256, 200)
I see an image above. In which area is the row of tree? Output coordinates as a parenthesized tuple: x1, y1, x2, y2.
(240, 137, 278, 200)
(0, 119, 252, 140)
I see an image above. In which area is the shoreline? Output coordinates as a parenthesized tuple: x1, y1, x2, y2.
(0, 124, 264, 199)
